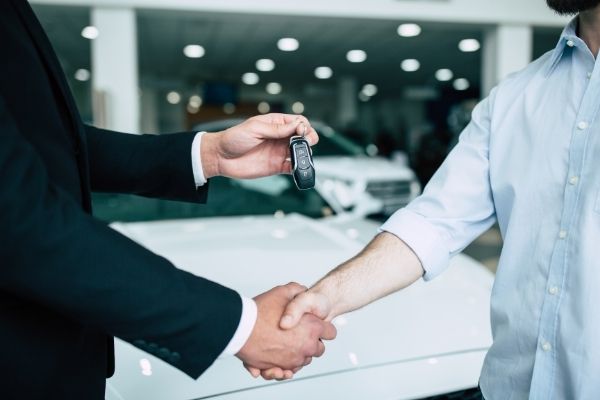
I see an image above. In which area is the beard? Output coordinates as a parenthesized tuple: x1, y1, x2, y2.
(546, 0, 600, 14)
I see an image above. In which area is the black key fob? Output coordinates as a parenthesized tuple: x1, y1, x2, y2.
(289, 135, 315, 190)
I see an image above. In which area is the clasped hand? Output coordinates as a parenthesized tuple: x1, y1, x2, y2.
(235, 283, 335, 380)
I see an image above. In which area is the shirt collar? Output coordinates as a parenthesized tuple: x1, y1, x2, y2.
(545, 16, 579, 76)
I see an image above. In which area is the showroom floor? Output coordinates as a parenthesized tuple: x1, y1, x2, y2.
(463, 225, 503, 274)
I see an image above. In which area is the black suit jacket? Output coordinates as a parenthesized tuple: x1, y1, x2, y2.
(0, 1, 242, 398)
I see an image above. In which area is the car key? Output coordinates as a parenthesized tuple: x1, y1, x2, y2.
(289, 134, 315, 190)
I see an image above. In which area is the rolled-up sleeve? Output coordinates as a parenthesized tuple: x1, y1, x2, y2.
(381, 88, 498, 280)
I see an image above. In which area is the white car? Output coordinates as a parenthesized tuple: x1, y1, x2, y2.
(194, 120, 421, 217)
(95, 175, 492, 400)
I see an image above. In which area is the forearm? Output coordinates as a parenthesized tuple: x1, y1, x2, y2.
(312, 232, 424, 319)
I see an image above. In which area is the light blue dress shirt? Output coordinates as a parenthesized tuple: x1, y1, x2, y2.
(381, 18, 600, 400)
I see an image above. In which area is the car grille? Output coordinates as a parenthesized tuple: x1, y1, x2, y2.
(365, 180, 414, 215)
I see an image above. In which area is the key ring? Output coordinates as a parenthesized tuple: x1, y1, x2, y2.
(298, 121, 307, 138)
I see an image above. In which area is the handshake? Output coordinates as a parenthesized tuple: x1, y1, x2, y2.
(235, 282, 336, 381)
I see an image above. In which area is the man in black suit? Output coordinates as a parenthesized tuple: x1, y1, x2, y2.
(0, 0, 336, 398)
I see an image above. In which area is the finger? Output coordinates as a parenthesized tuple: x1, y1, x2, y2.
(303, 126, 319, 146)
(279, 159, 292, 175)
(303, 357, 313, 366)
(261, 367, 285, 380)
(283, 370, 294, 380)
(284, 282, 308, 299)
(244, 364, 261, 378)
(292, 366, 302, 373)
(280, 292, 327, 330)
(320, 321, 338, 341)
(314, 340, 326, 357)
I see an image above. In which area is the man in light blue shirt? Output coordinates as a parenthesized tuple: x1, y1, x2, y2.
(261, 0, 600, 398)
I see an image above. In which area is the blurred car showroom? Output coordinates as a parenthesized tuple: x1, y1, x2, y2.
(13, 0, 569, 399)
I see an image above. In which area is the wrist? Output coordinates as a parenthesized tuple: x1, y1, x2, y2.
(200, 132, 222, 179)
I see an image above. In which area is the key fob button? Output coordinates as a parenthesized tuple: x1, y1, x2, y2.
(297, 147, 308, 157)
(297, 157, 311, 170)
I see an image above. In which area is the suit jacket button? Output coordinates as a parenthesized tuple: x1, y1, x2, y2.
(169, 352, 181, 363)
(148, 343, 159, 353)
(133, 340, 146, 347)
(157, 348, 170, 359)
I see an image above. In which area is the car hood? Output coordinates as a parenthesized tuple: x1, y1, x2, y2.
(107, 214, 493, 399)
(315, 156, 415, 182)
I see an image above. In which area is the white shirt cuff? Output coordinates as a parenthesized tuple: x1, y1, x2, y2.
(379, 208, 451, 281)
(191, 131, 208, 187)
(219, 295, 258, 357)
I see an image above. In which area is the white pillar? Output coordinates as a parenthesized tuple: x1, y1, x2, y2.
(482, 24, 533, 97)
(91, 8, 139, 133)
(337, 76, 358, 128)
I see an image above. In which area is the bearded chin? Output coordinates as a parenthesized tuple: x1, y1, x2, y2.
(547, 0, 600, 15)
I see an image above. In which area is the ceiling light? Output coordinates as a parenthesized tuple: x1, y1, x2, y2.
(188, 95, 202, 108)
(258, 101, 270, 114)
(401, 59, 420, 72)
(453, 78, 470, 91)
(458, 38, 480, 52)
(346, 50, 367, 63)
(187, 103, 200, 114)
(277, 38, 299, 52)
(435, 68, 454, 82)
(314, 66, 333, 79)
(183, 44, 205, 58)
(166, 91, 181, 104)
(361, 84, 378, 97)
(74, 68, 90, 82)
(358, 92, 370, 102)
(256, 59, 275, 72)
(292, 102, 304, 114)
(266, 82, 282, 95)
(242, 72, 259, 85)
(397, 23, 421, 37)
(223, 103, 236, 114)
(81, 26, 99, 40)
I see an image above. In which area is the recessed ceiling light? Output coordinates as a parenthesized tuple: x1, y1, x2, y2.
(256, 59, 275, 72)
(74, 68, 90, 82)
(292, 101, 305, 114)
(458, 38, 480, 52)
(242, 72, 259, 85)
(314, 66, 333, 79)
(258, 101, 270, 114)
(277, 38, 299, 51)
(453, 78, 470, 91)
(397, 23, 421, 37)
(266, 82, 282, 95)
(401, 59, 420, 72)
(166, 91, 181, 104)
(362, 84, 378, 97)
(81, 26, 99, 40)
(223, 103, 236, 114)
(346, 50, 367, 63)
(358, 92, 370, 102)
(183, 44, 205, 58)
(435, 68, 454, 82)
(189, 95, 202, 107)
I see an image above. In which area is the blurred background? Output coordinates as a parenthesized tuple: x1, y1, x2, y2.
(30, 0, 567, 271)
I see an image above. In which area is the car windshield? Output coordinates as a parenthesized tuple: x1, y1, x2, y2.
(92, 175, 334, 223)
(312, 126, 366, 157)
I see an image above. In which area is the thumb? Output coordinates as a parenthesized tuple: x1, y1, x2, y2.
(251, 119, 302, 140)
(280, 292, 328, 330)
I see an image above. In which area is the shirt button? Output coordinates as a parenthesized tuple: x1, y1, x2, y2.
(567, 39, 575, 47)
(587, 72, 593, 79)
(549, 286, 559, 295)
(577, 121, 588, 130)
(569, 176, 579, 185)
(542, 341, 552, 352)
(559, 230, 567, 239)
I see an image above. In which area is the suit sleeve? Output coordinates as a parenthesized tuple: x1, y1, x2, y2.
(84, 125, 208, 203)
(0, 100, 240, 378)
